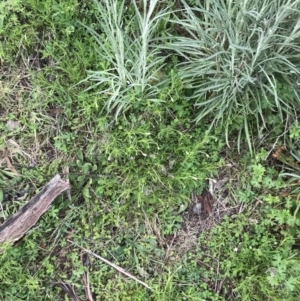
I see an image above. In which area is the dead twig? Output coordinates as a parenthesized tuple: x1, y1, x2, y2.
(68, 240, 152, 291)
(81, 251, 94, 301)
(55, 282, 83, 301)
(248, 198, 263, 219)
(264, 118, 290, 160)
(214, 246, 221, 292)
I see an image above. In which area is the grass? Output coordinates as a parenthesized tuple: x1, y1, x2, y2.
(0, 0, 300, 300)
(162, 0, 300, 153)
(78, 0, 169, 118)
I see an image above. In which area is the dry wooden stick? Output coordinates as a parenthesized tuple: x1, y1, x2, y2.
(69, 240, 153, 291)
(81, 251, 94, 301)
(55, 282, 83, 301)
(0, 174, 70, 246)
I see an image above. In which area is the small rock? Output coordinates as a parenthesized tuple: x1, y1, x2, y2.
(214, 177, 229, 190)
(6, 120, 20, 131)
(193, 203, 202, 215)
(28, 162, 36, 169)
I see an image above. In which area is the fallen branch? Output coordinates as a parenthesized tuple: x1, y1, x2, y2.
(0, 174, 70, 247)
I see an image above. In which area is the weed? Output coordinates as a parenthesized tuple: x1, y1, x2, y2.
(78, 0, 170, 118)
(163, 0, 300, 152)
(194, 149, 300, 300)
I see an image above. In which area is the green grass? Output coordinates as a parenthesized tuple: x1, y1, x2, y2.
(0, 0, 300, 300)
(77, 0, 170, 117)
(162, 0, 300, 153)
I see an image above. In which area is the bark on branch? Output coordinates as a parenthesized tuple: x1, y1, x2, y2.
(0, 174, 70, 246)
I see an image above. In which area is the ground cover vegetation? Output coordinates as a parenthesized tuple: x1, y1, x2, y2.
(0, 0, 300, 300)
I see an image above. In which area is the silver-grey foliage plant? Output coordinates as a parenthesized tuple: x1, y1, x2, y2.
(165, 0, 300, 151)
(80, 0, 168, 117)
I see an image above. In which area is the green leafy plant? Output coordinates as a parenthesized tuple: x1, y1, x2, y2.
(198, 196, 300, 300)
(163, 0, 300, 152)
(0, 244, 40, 300)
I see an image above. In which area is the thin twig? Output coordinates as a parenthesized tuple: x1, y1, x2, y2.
(81, 251, 94, 301)
(84, 271, 94, 301)
(238, 202, 245, 214)
(217, 277, 226, 294)
(214, 246, 221, 292)
(68, 240, 152, 291)
(55, 282, 83, 301)
(0, 201, 5, 221)
(248, 198, 263, 219)
(197, 260, 213, 270)
(165, 231, 177, 260)
(63, 165, 72, 201)
(264, 119, 290, 160)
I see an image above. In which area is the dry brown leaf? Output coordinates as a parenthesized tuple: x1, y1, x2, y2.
(3, 151, 19, 176)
